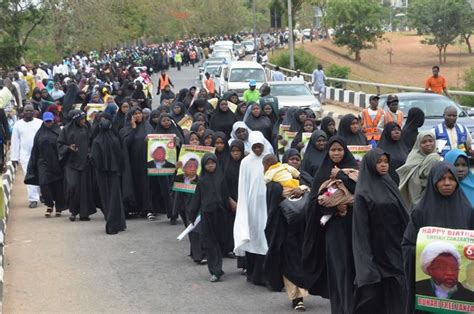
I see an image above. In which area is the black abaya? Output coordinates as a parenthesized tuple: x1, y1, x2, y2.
(91, 118, 126, 234)
(352, 148, 409, 314)
(58, 111, 96, 218)
(302, 136, 358, 313)
(401, 107, 425, 151)
(301, 130, 327, 177)
(244, 103, 273, 142)
(25, 123, 66, 211)
(209, 102, 237, 139)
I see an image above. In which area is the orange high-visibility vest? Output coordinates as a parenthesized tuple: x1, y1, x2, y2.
(362, 108, 383, 141)
(159, 75, 170, 91)
(204, 78, 215, 94)
(384, 110, 404, 127)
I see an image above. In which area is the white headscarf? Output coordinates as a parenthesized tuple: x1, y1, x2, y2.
(233, 131, 269, 256)
(228, 121, 274, 155)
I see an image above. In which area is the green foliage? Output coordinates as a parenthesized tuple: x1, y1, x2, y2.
(325, 64, 351, 88)
(408, 0, 472, 63)
(323, 0, 384, 61)
(461, 66, 474, 107)
(269, 48, 318, 73)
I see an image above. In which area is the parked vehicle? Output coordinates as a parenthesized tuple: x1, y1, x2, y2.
(241, 40, 255, 54)
(269, 81, 323, 120)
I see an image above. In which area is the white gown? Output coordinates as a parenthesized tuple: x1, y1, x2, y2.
(233, 131, 269, 256)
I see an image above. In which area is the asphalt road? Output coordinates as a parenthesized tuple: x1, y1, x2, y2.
(3, 64, 332, 313)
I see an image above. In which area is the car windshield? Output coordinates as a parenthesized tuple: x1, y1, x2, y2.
(212, 51, 231, 59)
(234, 44, 242, 49)
(205, 66, 220, 76)
(242, 41, 254, 47)
(270, 84, 313, 96)
(229, 68, 265, 82)
(382, 96, 466, 118)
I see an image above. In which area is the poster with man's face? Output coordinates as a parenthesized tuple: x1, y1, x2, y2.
(415, 227, 474, 313)
(147, 134, 176, 176)
(172, 144, 215, 193)
(86, 104, 105, 121)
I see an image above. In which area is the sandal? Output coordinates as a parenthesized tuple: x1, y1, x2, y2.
(147, 213, 157, 221)
(45, 208, 53, 218)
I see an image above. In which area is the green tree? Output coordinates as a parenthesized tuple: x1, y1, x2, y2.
(324, 0, 384, 61)
(0, 0, 47, 68)
(408, 0, 471, 63)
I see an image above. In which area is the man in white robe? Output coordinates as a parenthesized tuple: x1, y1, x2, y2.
(11, 104, 43, 208)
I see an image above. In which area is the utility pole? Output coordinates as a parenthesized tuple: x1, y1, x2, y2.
(287, 0, 295, 69)
(253, 0, 257, 53)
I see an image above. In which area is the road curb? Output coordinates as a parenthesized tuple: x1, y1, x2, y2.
(0, 161, 16, 310)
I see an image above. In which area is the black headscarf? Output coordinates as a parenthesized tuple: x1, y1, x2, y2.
(235, 102, 247, 121)
(149, 109, 161, 129)
(214, 131, 230, 170)
(401, 107, 425, 151)
(193, 112, 209, 127)
(113, 101, 130, 131)
(176, 88, 188, 103)
(282, 148, 313, 187)
(225, 140, 245, 201)
(155, 113, 184, 144)
(244, 102, 273, 142)
(62, 83, 80, 118)
(189, 98, 211, 118)
(301, 130, 327, 177)
(337, 114, 368, 145)
(184, 131, 200, 144)
(114, 88, 126, 106)
(320, 116, 337, 138)
(31, 87, 42, 111)
(169, 101, 188, 123)
(209, 99, 237, 139)
(91, 116, 124, 173)
(200, 129, 215, 146)
(183, 86, 196, 108)
(353, 148, 409, 287)
(377, 122, 409, 184)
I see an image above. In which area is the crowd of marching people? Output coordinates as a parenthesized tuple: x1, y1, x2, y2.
(1, 37, 474, 313)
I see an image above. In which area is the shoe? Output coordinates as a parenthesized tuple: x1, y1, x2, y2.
(44, 208, 53, 218)
(198, 259, 207, 265)
(210, 275, 220, 282)
(69, 215, 76, 222)
(55, 211, 62, 217)
(79, 217, 90, 221)
(170, 218, 177, 225)
(29, 201, 38, 208)
(226, 252, 236, 259)
(292, 298, 305, 312)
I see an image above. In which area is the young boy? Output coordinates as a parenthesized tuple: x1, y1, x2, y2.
(263, 154, 305, 198)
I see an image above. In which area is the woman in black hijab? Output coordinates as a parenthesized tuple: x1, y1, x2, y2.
(169, 101, 189, 124)
(120, 107, 153, 217)
(402, 162, 474, 314)
(235, 102, 247, 121)
(189, 98, 212, 119)
(62, 82, 80, 121)
(338, 114, 368, 145)
(124, 81, 135, 97)
(30, 88, 42, 112)
(25, 114, 67, 217)
(58, 110, 96, 221)
(189, 153, 229, 282)
(176, 88, 188, 103)
(377, 122, 409, 184)
(401, 107, 425, 151)
(160, 84, 175, 103)
(114, 87, 126, 107)
(91, 114, 126, 235)
(132, 82, 148, 109)
(302, 136, 358, 314)
(209, 99, 237, 139)
(301, 130, 327, 177)
(151, 113, 182, 224)
(148, 109, 161, 129)
(320, 116, 337, 138)
(183, 86, 196, 108)
(352, 148, 409, 314)
(192, 112, 208, 128)
(288, 109, 308, 133)
(113, 99, 131, 131)
(244, 102, 273, 142)
(291, 118, 317, 151)
(265, 148, 312, 311)
(282, 148, 313, 187)
(214, 131, 230, 170)
(201, 129, 215, 147)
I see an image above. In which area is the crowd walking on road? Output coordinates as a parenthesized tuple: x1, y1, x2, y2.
(1, 37, 474, 313)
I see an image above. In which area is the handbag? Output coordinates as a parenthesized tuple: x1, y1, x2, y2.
(279, 192, 308, 225)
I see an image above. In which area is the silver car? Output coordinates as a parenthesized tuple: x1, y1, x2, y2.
(269, 81, 323, 119)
